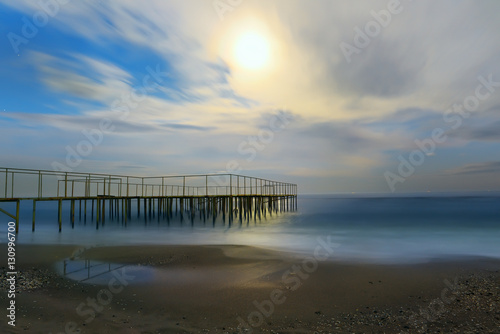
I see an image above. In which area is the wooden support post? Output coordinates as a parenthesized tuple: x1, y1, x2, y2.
(190, 198, 194, 223)
(58, 199, 62, 232)
(164, 198, 167, 219)
(263, 197, 266, 218)
(157, 198, 160, 222)
(255, 197, 260, 220)
(71, 199, 75, 227)
(102, 198, 106, 224)
(96, 199, 100, 229)
(138, 197, 141, 218)
(249, 197, 253, 219)
(168, 198, 172, 218)
(32, 199, 37, 231)
(127, 199, 130, 219)
(239, 197, 243, 221)
(243, 197, 247, 219)
(158, 198, 161, 218)
(269, 196, 273, 216)
(170, 198, 174, 218)
(149, 198, 152, 219)
(212, 197, 216, 224)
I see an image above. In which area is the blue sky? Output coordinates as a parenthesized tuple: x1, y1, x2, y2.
(1, 0, 500, 193)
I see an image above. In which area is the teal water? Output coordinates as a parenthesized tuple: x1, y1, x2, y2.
(2, 194, 500, 264)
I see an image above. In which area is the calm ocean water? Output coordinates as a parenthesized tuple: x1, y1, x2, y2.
(2, 194, 500, 264)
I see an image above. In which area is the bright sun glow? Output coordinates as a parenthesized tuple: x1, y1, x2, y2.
(233, 31, 271, 70)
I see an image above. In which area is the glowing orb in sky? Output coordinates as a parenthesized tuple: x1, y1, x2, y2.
(233, 31, 271, 70)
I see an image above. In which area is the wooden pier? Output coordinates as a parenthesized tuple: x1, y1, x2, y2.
(0, 167, 298, 232)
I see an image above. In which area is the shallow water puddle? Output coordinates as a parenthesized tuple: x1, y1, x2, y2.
(55, 259, 156, 285)
(54, 258, 245, 286)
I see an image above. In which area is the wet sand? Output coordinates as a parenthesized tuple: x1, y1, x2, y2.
(0, 244, 499, 333)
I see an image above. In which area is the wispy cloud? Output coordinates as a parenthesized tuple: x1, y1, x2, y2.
(445, 161, 500, 175)
(31, 52, 132, 104)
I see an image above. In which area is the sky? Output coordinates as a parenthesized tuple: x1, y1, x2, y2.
(1, 0, 500, 194)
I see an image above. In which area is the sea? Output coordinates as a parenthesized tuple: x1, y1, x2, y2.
(2, 193, 500, 264)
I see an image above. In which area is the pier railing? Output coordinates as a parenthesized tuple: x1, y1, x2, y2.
(0, 167, 298, 232)
(0, 167, 296, 199)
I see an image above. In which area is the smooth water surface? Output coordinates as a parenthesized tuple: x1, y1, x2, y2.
(2, 194, 500, 264)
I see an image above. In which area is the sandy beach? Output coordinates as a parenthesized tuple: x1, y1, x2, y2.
(1, 244, 499, 333)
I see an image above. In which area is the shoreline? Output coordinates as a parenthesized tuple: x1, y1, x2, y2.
(0, 244, 499, 333)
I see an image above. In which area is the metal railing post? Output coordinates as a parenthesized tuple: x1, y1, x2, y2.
(183, 176, 186, 196)
(4, 168, 8, 198)
(38, 171, 41, 198)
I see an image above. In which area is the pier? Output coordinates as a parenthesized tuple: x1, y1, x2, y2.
(0, 167, 298, 232)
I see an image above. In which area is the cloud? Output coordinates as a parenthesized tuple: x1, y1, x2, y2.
(30, 51, 132, 104)
(298, 121, 389, 152)
(445, 161, 500, 175)
(456, 121, 500, 141)
(445, 106, 500, 142)
(334, 38, 424, 98)
(2, 111, 213, 134)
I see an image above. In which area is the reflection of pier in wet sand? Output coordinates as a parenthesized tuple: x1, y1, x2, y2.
(62, 259, 127, 283)
(0, 167, 298, 232)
